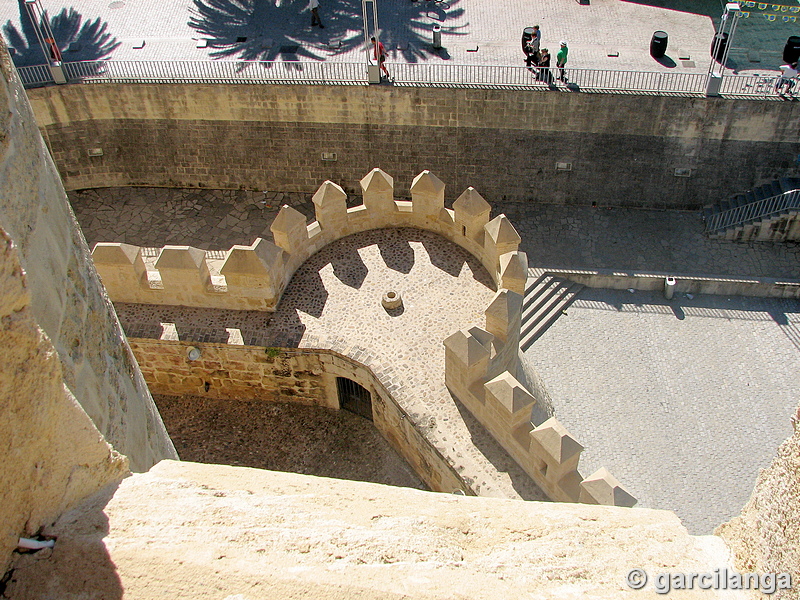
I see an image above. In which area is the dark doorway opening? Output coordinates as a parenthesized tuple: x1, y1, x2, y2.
(337, 377, 373, 421)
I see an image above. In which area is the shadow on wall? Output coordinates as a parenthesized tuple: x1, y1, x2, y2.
(2, 0, 119, 67)
(2, 482, 124, 598)
(188, 0, 468, 63)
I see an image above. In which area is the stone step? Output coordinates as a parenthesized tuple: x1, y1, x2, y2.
(703, 178, 800, 238)
(522, 272, 563, 311)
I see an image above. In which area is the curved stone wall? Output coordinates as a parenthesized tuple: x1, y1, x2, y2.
(94, 169, 636, 506)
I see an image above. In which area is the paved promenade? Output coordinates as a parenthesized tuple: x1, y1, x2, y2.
(527, 288, 800, 534)
(3, 0, 799, 75)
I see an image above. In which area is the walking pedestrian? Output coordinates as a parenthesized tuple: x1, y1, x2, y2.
(524, 25, 541, 68)
(775, 63, 799, 94)
(309, 0, 324, 28)
(538, 48, 552, 84)
(531, 25, 541, 53)
(557, 40, 568, 82)
(371, 36, 391, 80)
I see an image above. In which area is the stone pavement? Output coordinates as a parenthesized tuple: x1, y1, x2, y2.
(3, 0, 798, 75)
(70, 187, 800, 279)
(526, 287, 800, 534)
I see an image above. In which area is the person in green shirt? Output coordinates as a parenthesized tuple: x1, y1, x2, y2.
(557, 41, 568, 82)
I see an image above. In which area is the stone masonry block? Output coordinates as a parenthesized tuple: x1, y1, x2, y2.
(579, 467, 637, 507)
(443, 327, 494, 396)
(484, 288, 523, 344)
(530, 417, 583, 477)
(270, 205, 309, 254)
(484, 371, 535, 415)
(453, 187, 491, 243)
(360, 168, 395, 214)
(443, 327, 493, 367)
(91, 243, 147, 294)
(220, 238, 284, 297)
(154, 246, 210, 291)
(312, 180, 348, 231)
(410, 170, 445, 218)
(484, 214, 521, 256)
(499, 251, 528, 296)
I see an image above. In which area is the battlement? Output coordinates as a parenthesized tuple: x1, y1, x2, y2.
(93, 169, 634, 507)
(443, 320, 636, 506)
(92, 169, 528, 312)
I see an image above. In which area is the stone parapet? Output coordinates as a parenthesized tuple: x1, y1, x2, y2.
(443, 323, 635, 506)
(93, 169, 526, 313)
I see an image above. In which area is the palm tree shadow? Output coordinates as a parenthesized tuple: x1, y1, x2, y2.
(189, 0, 365, 61)
(3, 0, 119, 67)
(188, 0, 469, 64)
(380, 0, 469, 62)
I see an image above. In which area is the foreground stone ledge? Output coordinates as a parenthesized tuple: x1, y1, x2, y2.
(7, 460, 739, 600)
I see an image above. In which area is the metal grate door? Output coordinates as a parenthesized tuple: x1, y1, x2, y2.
(336, 377, 373, 421)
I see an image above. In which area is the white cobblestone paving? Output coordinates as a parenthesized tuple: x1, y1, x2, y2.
(527, 287, 800, 534)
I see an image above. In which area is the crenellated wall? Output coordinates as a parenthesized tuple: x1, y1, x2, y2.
(94, 168, 635, 507)
(92, 169, 528, 311)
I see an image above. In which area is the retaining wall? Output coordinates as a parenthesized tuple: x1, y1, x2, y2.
(130, 339, 470, 495)
(27, 83, 800, 209)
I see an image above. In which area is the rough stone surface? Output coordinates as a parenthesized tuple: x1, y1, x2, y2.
(717, 419, 800, 600)
(5, 460, 742, 600)
(0, 227, 129, 576)
(0, 42, 176, 473)
(26, 84, 800, 208)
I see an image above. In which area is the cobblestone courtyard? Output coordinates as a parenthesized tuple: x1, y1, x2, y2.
(528, 288, 800, 534)
(72, 187, 800, 533)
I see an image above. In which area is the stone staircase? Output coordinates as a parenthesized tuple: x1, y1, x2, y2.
(702, 177, 800, 242)
(520, 272, 584, 352)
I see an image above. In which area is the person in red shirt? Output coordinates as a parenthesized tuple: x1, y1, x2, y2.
(371, 36, 391, 80)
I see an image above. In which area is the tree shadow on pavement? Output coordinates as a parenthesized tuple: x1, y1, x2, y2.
(3, 0, 119, 67)
(189, 0, 363, 61)
(380, 0, 469, 62)
(188, 0, 469, 64)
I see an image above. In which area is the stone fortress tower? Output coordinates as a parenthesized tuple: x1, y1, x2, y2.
(1, 39, 798, 598)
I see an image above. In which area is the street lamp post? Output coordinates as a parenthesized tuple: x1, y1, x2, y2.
(362, 0, 381, 83)
(24, 0, 67, 83)
(706, 2, 741, 96)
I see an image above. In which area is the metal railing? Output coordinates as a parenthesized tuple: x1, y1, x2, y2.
(705, 189, 800, 233)
(16, 63, 52, 87)
(63, 59, 369, 85)
(16, 59, 785, 99)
